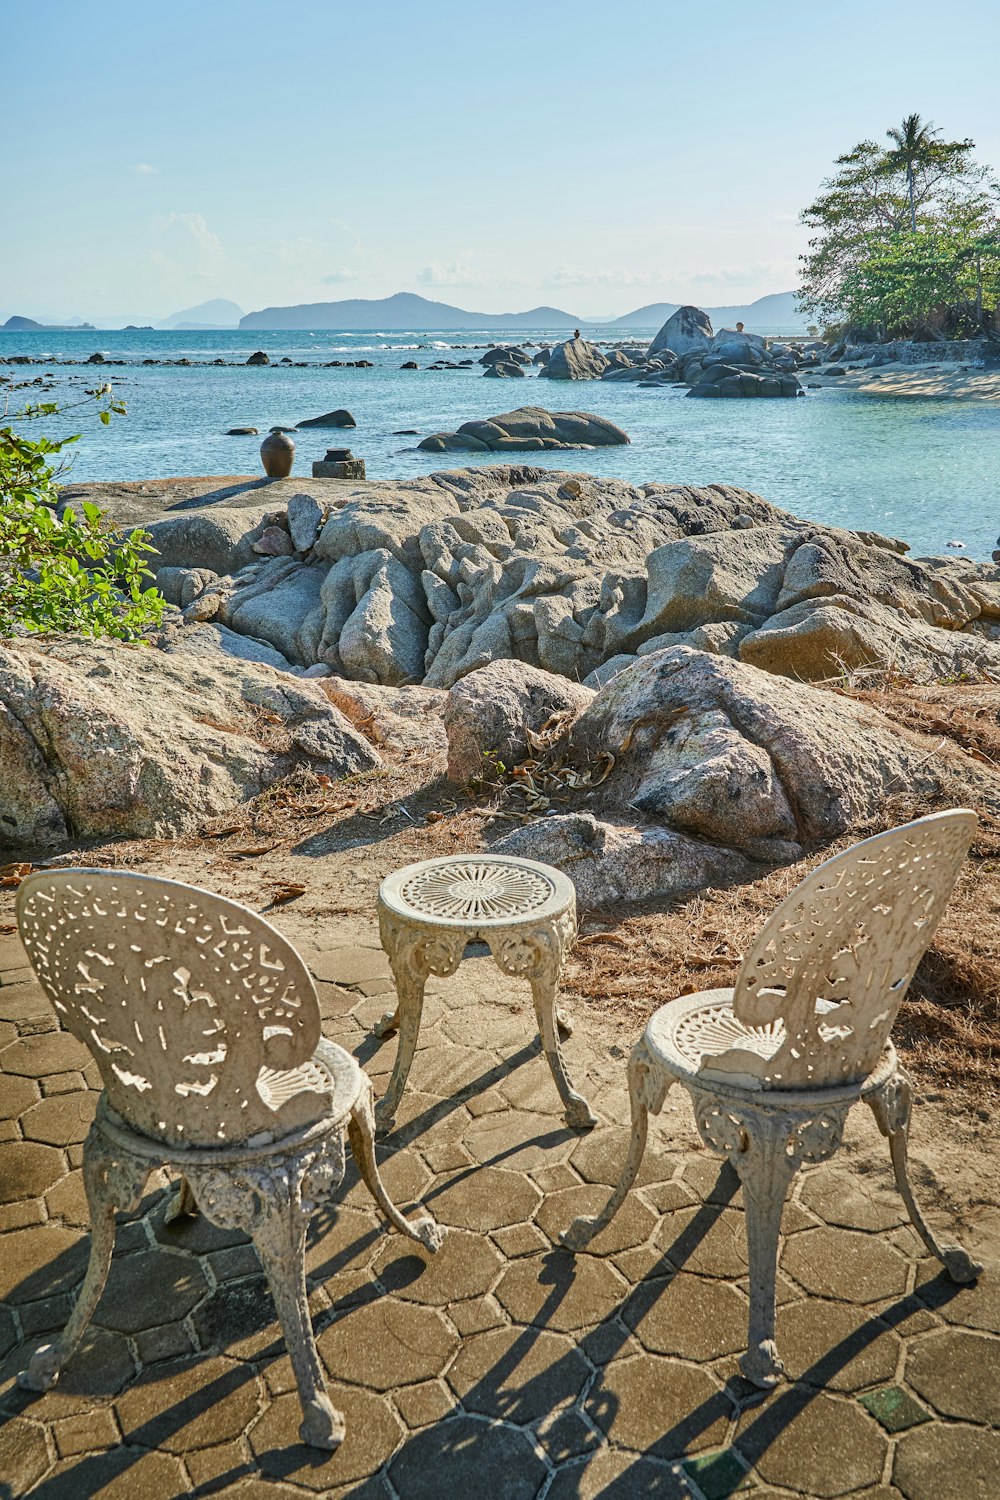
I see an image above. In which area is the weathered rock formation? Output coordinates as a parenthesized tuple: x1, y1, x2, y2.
(417, 407, 629, 454)
(58, 469, 1000, 697)
(649, 305, 714, 359)
(0, 637, 380, 849)
(296, 409, 356, 428)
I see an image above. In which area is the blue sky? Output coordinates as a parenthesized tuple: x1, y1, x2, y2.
(7, 0, 1000, 322)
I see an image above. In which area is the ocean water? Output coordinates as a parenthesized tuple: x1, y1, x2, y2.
(3, 327, 998, 560)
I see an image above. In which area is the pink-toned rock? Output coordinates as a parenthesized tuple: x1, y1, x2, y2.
(252, 525, 295, 557)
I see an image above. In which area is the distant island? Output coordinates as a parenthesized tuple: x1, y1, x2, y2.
(3, 315, 96, 331)
(2, 289, 808, 334)
(238, 288, 807, 332)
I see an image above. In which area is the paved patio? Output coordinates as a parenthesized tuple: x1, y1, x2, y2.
(0, 926, 997, 1500)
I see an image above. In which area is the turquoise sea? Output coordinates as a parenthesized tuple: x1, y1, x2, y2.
(3, 327, 998, 560)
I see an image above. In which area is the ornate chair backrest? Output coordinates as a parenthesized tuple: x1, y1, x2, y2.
(16, 870, 322, 1148)
(729, 810, 977, 1089)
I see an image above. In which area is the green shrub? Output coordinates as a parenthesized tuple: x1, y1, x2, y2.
(0, 387, 164, 640)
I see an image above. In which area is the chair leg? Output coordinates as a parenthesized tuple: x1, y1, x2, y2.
(164, 1175, 198, 1226)
(251, 1202, 345, 1452)
(530, 972, 597, 1132)
(732, 1112, 800, 1389)
(373, 970, 425, 1136)
(868, 1068, 982, 1284)
(349, 1078, 444, 1252)
(21, 1127, 149, 1392)
(561, 1038, 670, 1251)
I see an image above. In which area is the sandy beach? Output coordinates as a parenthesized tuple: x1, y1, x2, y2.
(807, 359, 1000, 399)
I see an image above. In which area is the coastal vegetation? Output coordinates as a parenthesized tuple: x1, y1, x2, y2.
(799, 112, 1000, 338)
(0, 385, 163, 639)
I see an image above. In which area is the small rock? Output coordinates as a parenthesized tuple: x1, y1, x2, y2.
(252, 525, 295, 557)
(296, 409, 356, 429)
(286, 493, 324, 552)
(246, 350, 270, 366)
(226, 426, 258, 436)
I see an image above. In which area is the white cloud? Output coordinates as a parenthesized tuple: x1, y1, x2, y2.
(686, 260, 797, 287)
(132, 162, 157, 174)
(147, 211, 226, 282)
(322, 267, 359, 284)
(417, 260, 484, 288)
(544, 265, 663, 289)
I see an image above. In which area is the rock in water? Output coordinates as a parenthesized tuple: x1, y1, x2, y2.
(296, 409, 356, 428)
(0, 638, 381, 848)
(649, 306, 714, 358)
(246, 350, 270, 365)
(419, 406, 628, 452)
(541, 337, 610, 380)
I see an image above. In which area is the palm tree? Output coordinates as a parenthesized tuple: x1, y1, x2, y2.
(886, 113, 938, 231)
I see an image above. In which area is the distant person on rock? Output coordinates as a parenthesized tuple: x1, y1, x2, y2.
(574, 328, 581, 340)
(736, 321, 745, 333)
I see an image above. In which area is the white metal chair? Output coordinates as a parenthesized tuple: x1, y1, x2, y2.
(15, 869, 443, 1451)
(561, 810, 983, 1388)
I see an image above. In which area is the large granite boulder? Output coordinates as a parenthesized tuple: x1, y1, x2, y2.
(0, 638, 380, 849)
(649, 305, 713, 358)
(541, 338, 610, 380)
(444, 660, 594, 782)
(493, 645, 1000, 905)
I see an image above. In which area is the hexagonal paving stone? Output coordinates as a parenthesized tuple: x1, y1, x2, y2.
(0, 1072, 41, 1120)
(441, 1008, 528, 1053)
(461, 1109, 574, 1172)
(781, 1227, 909, 1303)
(116, 1354, 260, 1451)
(392, 1379, 454, 1431)
(623, 1272, 748, 1363)
(0, 1225, 88, 1303)
(895, 1421, 1000, 1500)
(496, 1060, 567, 1118)
(304, 1204, 382, 1288)
(774, 1299, 901, 1391)
(388, 1412, 547, 1500)
(495, 1253, 627, 1333)
(408, 1042, 500, 1100)
(428, 1165, 541, 1234)
(44, 1170, 90, 1228)
(798, 1167, 905, 1232)
(446, 1326, 591, 1423)
(585, 1352, 731, 1457)
(535, 1184, 658, 1256)
(915, 1258, 1000, 1333)
(373, 1227, 504, 1305)
(251, 1384, 403, 1489)
(318, 1300, 457, 1391)
(569, 1126, 677, 1189)
(735, 1389, 887, 1497)
(0, 1140, 68, 1204)
(192, 1275, 280, 1361)
(6, 1328, 137, 1420)
(1, 1030, 89, 1077)
(0, 1415, 50, 1494)
(658, 1206, 749, 1279)
(20, 1092, 96, 1148)
(905, 1327, 1000, 1425)
(546, 1449, 688, 1499)
(94, 1249, 211, 1333)
(341, 1143, 433, 1216)
(32, 1448, 189, 1499)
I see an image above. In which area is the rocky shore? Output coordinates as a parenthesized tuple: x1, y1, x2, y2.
(5, 463, 1000, 912)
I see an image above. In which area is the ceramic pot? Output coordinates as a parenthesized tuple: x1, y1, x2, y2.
(260, 431, 294, 478)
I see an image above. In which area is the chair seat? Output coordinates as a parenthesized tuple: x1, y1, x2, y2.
(253, 1037, 365, 1141)
(644, 990, 896, 1096)
(645, 988, 784, 1090)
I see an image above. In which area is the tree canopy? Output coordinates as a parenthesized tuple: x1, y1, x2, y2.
(799, 115, 1000, 337)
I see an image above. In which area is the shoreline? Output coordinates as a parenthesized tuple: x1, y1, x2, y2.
(806, 359, 1000, 400)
